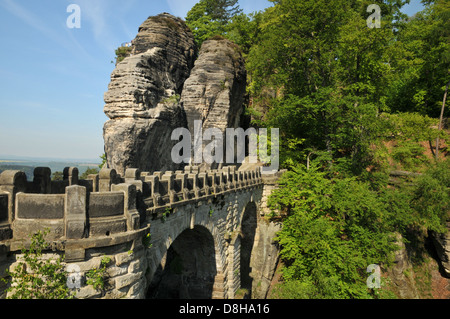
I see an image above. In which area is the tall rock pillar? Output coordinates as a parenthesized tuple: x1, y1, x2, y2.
(103, 13, 197, 175)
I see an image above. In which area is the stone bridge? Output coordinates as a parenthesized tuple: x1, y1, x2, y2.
(0, 165, 282, 299)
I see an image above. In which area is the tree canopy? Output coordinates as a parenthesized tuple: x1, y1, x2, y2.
(185, 0, 450, 299)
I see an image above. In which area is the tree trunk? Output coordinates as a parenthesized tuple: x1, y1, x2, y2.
(435, 78, 450, 159)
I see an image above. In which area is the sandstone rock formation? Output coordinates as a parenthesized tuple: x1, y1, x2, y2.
(181, 37, 246, 134)
(180, 37, 247, 168)
(432, 224, 450, 276)
(103, 13, 197, 175)
(103, 14, 248, 174)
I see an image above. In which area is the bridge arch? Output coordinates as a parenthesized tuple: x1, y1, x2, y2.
(146, 225, 219, 298)
(239, 201, 258, 298)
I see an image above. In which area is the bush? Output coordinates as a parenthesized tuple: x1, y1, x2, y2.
(2, 230, 74, 299)
(270, 163, 399, 299)
(269, 158, 450, 299)
(411, 159, 450, 234)
(115, 46, 132, 64)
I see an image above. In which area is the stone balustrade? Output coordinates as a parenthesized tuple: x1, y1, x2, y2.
(0, 165, 263, 242)
(0, 164, 279, 300)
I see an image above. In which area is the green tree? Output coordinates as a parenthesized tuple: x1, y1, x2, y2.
(269, 156, 448, 299)
(225, 12, 263, 57)
(246, 0, 403, 174)
(269, 162, 400, 299)
(186, 0, 242, 47)
(387, 0, 450, 117)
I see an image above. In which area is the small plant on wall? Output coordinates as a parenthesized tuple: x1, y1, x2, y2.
(1, 229, 74, 299)
(86, 256, 112, 292)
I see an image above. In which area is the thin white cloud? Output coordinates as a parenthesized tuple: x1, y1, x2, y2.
(0, 0, 93, 60)
(72, 0, 125, 53)
(166, 0, 198, 19)
(1, 0, 57, 40)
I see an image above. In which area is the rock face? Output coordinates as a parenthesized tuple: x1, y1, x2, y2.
(432, 223, 450, 276)
(250, 220, 282, 299)
(103, 13, 197, 175)
(386, 233, 420, 299)
(180, 38, 247, 168)
(103, 15, 248, 174)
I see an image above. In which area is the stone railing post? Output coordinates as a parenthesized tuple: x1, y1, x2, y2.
(229, 166, 236, 190)
(175, 172, 189, 200)
(146, 175, 161, 207)
(125, 168, 143, 192)
(198, 172, 208, 197)
(191, 166, 199, 174)
(214, 171, 223, 194)
(188, 173, 200, 199)
(222, 167, 229, 191)
(0, 191, 11, 240)
(256, 168, 262, 184)
(112, 183, 140, 231)
(64, 185, 87, 239)
(243, 171, 249, 187)
(161, 171, 175, 203)
(235, 171, 242, 189)
(125, 169, 140, 183)
(63, 167, 79, 186)
(87, 174, 99, 192)
(250, 170, 256, 185)
(0, 170, 27, 223)
(33, 167, 51, 194)
(99, 168, 117, 192)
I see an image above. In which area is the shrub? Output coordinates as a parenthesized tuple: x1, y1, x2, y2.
(2, 230, 74, 299)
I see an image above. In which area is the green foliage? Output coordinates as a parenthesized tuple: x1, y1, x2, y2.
(52, 171, 63, 181)
(79, 167, 99, 180)
(387, 0, 450, 118)
(391, 140, 427, 170)
(410, 159, 450, 234)
(372, 112, 447, 171)
(162, 206, 172, 223)
(99, 153, 107, 169)
(226, 12, 263, 57)
(270, 158, 449, 298)
(244, 0, 409, 175)
(2, 230, 74, 299)
(142, 232, 152, 249)
(85, 256, 111, 292)
(161, 94, 181, 105)
(270, 163, 403, 298)
(243, 0, 449, 174)
(182, 0, 450, 299)
(114, 46, 132, 64)
(382, 112, 442, 142)
(186, 0, 242, 47)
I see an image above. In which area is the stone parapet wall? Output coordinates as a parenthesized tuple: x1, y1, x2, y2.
(0, 165, 263, 243)
(0, 225, 150, 299)
(0, 164, 279, 299)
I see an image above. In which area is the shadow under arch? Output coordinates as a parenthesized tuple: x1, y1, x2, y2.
(240, 201, 258, 298)
(146, 225, 217, 299)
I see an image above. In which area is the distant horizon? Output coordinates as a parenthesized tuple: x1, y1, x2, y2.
(0, 154, 101, 163)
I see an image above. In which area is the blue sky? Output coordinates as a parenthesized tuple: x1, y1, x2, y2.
(0, 0, 425, 160)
